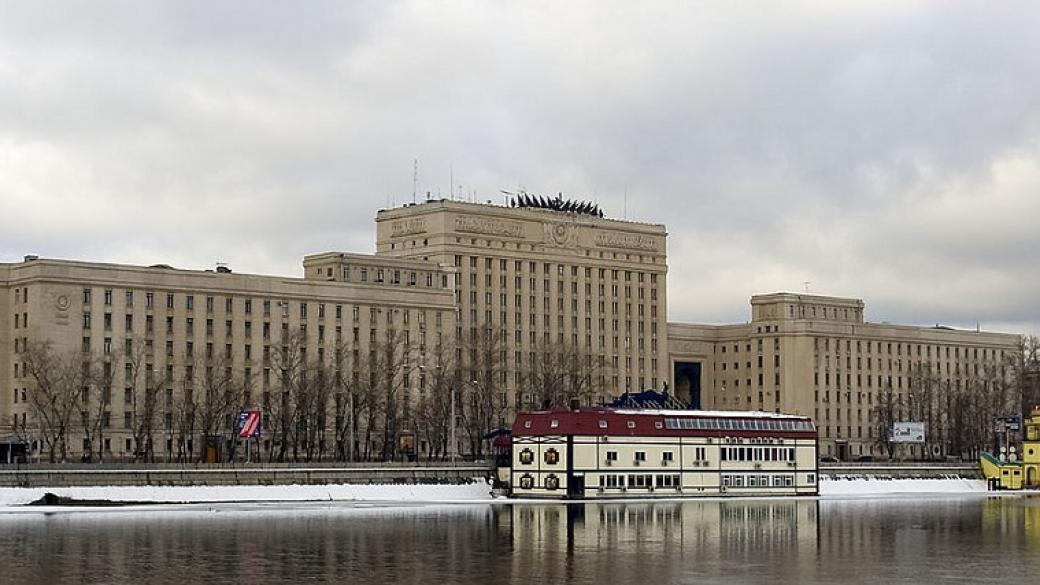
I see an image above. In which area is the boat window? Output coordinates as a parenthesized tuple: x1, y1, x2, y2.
(550, 419, 559, 429)
(598, 420, 607, 429)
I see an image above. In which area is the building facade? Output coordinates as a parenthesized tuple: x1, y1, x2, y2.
(669, 293, 1021, 459)
(372, 199, 670, 408)
(0, 199, 1024, 462)
(1, 255, 455, 461)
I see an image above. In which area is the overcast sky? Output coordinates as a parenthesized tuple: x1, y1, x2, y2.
(2, 2, 1037, 335)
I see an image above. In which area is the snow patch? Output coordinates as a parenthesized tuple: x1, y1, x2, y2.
(819, 476, 987, 497)
(0, 480, 493, 507)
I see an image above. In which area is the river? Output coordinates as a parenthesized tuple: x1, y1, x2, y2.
(1, 496, 1037, 584)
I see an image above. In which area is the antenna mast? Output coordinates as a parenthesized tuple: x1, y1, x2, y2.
(412, 159, 418, 204)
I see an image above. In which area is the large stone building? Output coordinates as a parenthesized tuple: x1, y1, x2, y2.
(371, 199, 670, 404)
(0, 198, 1024, 461)
(669, 293, 1020, 459)
(0, 254, 455, 461)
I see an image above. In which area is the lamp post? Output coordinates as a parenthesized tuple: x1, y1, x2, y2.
(450, 383, 457, 465)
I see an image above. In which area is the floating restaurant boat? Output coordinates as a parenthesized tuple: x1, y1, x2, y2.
(507, 404, 819, 499)
(980, 408, 1040, 490)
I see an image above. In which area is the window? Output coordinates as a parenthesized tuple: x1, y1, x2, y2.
(518, 448, 534, 465)
(662, 451, 674, 462)
(545, 474, 560, 491)
(544, 448, 560, 465)
(634, 451, 646, 462)
(519, 474, 534, 489)
(606, 451, 618, 461)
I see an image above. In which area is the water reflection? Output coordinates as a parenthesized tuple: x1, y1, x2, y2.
(1, 497, 1038, 584)
(510, 501, 818, 585)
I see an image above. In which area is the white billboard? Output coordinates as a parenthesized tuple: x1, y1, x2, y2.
(891, 422, 925, 443)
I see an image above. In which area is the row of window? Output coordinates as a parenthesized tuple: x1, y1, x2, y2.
(599, 474, 681, 489)
(517, 447, 559, 466)
(606, 448, 708, 462)
(813, 337, 1004, 361)
(455, 257, 660, 283)
(722, 473, 811, 487)
(331, 264, 448, 289)
(720, 446, 797, 462)
(664, 417, 814, 432)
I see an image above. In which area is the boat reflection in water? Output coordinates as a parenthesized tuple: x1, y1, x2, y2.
(507, 500, 819, 584)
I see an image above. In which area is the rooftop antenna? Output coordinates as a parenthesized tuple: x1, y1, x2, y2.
(412, 159, 418, 204)
(623, 186, 628, 219)
(449, 163, 454, 201)
(803, 281, 811, 293)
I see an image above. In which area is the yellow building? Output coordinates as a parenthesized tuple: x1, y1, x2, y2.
(981, 408, 1040, 489)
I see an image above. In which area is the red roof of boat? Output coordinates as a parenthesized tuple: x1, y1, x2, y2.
(511, 407, 816, 439)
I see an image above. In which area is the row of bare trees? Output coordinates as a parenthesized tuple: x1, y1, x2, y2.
(14, 323, 604, 463)
(873, 335, 1040, 459)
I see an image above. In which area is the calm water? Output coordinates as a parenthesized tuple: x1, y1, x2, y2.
(2, 496, 1039, 584)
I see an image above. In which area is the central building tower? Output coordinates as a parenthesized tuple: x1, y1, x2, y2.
(372, 198, 669, 418)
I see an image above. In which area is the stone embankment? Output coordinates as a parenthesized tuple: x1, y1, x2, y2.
(0, 462, 492, 488)
(819, 462, 981, 480)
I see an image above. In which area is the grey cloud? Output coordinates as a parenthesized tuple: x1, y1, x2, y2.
(1, 1, 1037, 335)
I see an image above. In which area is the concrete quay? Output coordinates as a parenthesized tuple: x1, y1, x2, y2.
(0, 462, 492, 488)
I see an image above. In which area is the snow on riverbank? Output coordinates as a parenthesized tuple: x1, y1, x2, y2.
(0, 480, 493, 507)
(0, 477, 1002, 509)
(819, 476, 988, 497)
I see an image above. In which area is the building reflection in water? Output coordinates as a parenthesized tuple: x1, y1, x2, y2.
(509, 500, 819, 584)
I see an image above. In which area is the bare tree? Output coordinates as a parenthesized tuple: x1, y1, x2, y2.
(374, 328, 410, 461)
(78, 353, 117, 462)
(520, 340, 601, 411)
(871, 381, 901, 460)
(416, 340, 458, 460)
(456, 325, 510, 458)
(171, 369, 197, 463)
(1011, 335, 1040, 417)
(125, 345, 164, 462)
(20, 341, 82, 462)
(199, 362, 255, 462)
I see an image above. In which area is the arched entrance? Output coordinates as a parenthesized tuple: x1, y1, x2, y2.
(1028, 466, 1038, 487)
(673, 361, 702, 409)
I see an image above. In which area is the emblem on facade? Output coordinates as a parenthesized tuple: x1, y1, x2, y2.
(55, 294, 70, 311)
(543, 222, 578, 247)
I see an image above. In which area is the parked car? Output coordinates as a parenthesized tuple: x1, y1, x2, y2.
(819, 455, 839, 463)
(854, 455, 874, 462)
